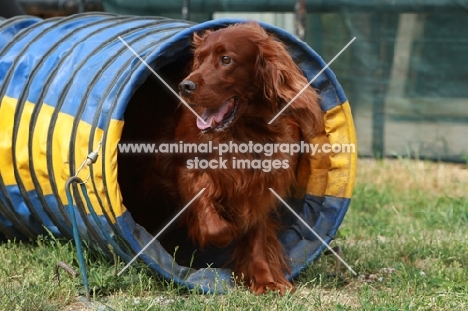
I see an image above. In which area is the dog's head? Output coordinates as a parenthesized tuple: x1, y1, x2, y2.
(178, 22, 322, 137)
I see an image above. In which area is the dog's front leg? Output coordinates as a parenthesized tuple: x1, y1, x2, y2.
(233, 219, 293, 295)
(180, 182, 238, 248)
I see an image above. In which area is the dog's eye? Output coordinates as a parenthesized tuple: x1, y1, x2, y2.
(221, 56, 232, 65)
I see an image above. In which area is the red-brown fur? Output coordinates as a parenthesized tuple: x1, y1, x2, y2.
(170, 22, 323, 294)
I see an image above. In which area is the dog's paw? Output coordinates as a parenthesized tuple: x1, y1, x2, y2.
(202, 221, 237, 248)
(197, 211, 238, 248)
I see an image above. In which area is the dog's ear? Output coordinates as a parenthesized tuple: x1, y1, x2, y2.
(258, 35, 323, 139)
(191, 30, 212, 70)
(255, 52, 279, 109)
(192, 29, 212, 49)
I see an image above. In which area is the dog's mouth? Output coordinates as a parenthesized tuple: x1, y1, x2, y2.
(196, 97, 239, 133)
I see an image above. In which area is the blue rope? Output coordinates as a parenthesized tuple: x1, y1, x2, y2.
(76, 180, 133, 263)
(65, 176, 91, 302)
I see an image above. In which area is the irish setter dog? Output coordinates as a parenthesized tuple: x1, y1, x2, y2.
(125, 22, 323, 294)
(170, 22, 323, 294)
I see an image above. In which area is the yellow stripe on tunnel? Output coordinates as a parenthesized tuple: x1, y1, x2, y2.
(0, 96, 125, 222)
(323, 101, 357, 199)
(0, 96, 18, 187)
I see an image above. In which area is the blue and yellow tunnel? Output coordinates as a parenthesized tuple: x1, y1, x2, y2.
(0, 13, 357, 293)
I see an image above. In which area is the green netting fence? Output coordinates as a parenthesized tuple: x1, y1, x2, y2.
(102, 0, 468, 162)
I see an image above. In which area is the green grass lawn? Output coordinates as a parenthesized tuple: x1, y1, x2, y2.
(1, 158, 467, 310)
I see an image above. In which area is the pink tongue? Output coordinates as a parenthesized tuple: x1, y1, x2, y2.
(196, 101, 233, 130)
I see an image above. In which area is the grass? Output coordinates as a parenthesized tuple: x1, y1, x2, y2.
(0, 158, 467, 310)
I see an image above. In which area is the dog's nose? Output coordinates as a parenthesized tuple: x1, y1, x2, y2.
(178, 80, 197, 97)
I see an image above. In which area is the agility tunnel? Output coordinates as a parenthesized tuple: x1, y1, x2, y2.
(0, 13, 357, 293)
